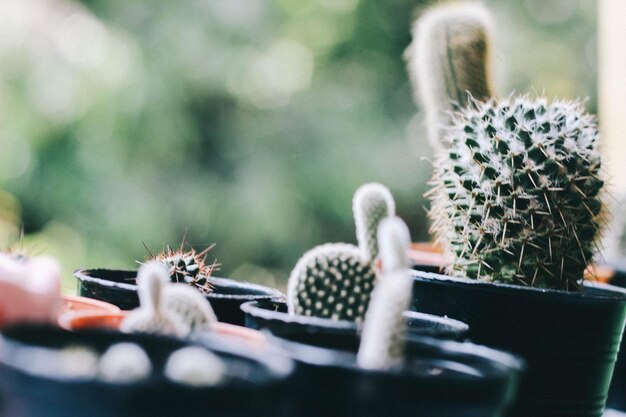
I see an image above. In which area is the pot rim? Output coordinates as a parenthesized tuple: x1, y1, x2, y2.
(411, 269, 626, 301)
(0, 324, 292, 389)
(240, 300, 357, 330)
(241, 300, 470, 335)
(270, 332, 523, 379)
(60, 295, 122, 313)
(73, 268, 284, 301)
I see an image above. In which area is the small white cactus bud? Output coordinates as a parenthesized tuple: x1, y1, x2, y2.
(99, 343, 152, 384)
(165, 346, 225, 386)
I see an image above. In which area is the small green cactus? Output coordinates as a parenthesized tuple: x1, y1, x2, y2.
(407, 2, 494, 150)
(147, 242, 218, 294)
(357, 217, 413, 370)
(287, 183, 395, 322)
(429, 95, 604, 290)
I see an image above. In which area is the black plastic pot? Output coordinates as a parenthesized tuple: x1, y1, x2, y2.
(74, 269, 284, 325)
(241, 299, 469, 341)
(269, 327, 522, 417)
(410, 269, 626, 417)
(0, 324, 293, 417)
(602, 263, 626, 411)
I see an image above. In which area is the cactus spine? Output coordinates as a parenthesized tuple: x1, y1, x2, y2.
(147, 242, 218, 294)
(429, 95, 604, 290)
(357, 217, 413, 370)
(407, 2, 494, 150)
(287, 183, 395, 322)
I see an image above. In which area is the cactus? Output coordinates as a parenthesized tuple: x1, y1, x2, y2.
(357, 216, 413, 370)
(99, 343, 152, 383)
(428, 95, 604, 290)
(407, 2, 494, 150)
(121, 263, 190, 337)
(286, 183, 395, 322)
(354, 182, 396, 263)
(162, 283, 218, 333)
(146, 241, 218, 294)
(165, 346, 225, 386)
(122, 262, 219, 336)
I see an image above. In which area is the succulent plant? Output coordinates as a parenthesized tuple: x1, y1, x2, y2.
(165, 346, 225, 386)
(99, 343, 153, 384)
(146, 241, 218, 294)
(428, 95, 604, 290)
(354, 182, 396, 263)
(162, 283, 218, 333)
(357, 216, 413, 370)
(286, 183, 395, 322)
(406, 2, 494, 150)
(121, 263, 190, 337)
(122, 262, 219, 337)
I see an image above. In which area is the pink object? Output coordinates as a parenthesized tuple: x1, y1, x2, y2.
(0, 253, 62, 328)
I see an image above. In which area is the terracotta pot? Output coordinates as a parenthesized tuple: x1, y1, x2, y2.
(57, 296, 121, 330)
(60, 295, 121, 315)
(408, 242, 446, 273)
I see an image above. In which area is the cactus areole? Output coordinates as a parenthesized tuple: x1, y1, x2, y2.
(429, 95, 603, 290)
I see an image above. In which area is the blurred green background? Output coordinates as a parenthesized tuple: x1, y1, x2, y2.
(0, 0, 597, 293)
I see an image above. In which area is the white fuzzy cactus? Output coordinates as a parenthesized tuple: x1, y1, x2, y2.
(287, 183, 396, 322)
(121, 262, 219, 337)
(162, 284, 218, 333)
(354, 183, 396, 263)
(120, 263, 190, 337)
(407, 2, 494, 151)
(357, 217, 413, 370)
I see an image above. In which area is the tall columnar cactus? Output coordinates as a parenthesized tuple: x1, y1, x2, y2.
(429, 95, 604, 290)
(357, 217, 413, 370)
(287, 183, 395, 322)
(407, 2, 494, 150)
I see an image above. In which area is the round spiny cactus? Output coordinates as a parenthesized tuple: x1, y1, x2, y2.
(287, 183, 395, 322)
(287, 243, 376, 322)
(429, 95, 603, 290)
(357, 217, 412, 370)
(407, 2, 494, 150)
(148, 243, 218, 294)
